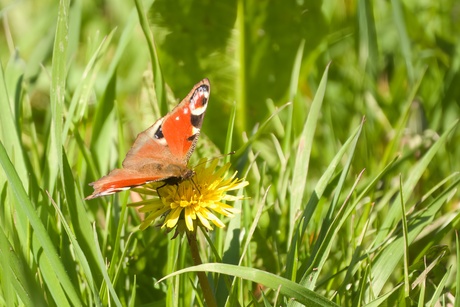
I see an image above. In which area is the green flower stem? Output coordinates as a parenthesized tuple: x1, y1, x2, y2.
(186, 230, 217, 307)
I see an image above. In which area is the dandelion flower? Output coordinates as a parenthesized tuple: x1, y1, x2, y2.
(130, 159, 248, 234)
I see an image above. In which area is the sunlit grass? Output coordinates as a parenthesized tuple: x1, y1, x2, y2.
(0, 0, 459, 306)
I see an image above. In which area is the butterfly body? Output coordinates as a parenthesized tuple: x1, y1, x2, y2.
(86, 78, 210, 200)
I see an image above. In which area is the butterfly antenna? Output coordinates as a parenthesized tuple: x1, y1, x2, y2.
(193, 151, 236, 168)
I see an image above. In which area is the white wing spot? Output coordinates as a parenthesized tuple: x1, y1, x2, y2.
(175, 116, 180, 121)
(191, 106, 206, 116)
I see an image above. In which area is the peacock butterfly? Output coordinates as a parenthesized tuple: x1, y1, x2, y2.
(85, 78, 210, 200)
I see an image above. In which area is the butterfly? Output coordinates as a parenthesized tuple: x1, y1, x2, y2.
(85, 78, 210, 200)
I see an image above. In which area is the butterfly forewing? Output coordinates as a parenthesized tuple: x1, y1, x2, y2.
(162, 79, 209, 161)
(85, 78, 210, 200)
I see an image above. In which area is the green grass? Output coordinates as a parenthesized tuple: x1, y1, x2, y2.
(1, 0, 459, 306)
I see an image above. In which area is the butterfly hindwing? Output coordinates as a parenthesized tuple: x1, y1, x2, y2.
(85, 78, 210, 199)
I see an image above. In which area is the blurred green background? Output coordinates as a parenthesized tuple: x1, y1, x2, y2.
(2, 0, 459, 167)
(1, 0, 459, 305)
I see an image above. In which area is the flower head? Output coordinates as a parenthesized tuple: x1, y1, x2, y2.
(129, 159, 248, 234)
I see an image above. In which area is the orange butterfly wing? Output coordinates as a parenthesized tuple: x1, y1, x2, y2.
(86, 78, 210, 199)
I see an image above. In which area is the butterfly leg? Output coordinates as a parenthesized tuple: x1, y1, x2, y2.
(190, 177, 201, 193)
(155, 182, 169, 199)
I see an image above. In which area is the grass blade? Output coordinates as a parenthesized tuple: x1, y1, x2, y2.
(427, 266, 451, 306)
(0, 58, 28, 188)
(134, 0, 166, 113)
(285, 122, 362, 280)
(46, 191, 102, 305)
(399, 175, 410, 297)
(358, 0, 378, 75)
(456, 232, 460, 304)
(370, 175, 460, 297)
(92, 224, 122, 307)
(48, 0, 70, 192)
(374, 120, 458, 246)
(288, 62, 329, 245)
(62, 29, 115, 139)
(0, 141, 82, 305)
(283, 39, 305, 154)
(159, 263, 340, 307)
(235, 0, 247, 135)
(0, 226, 45, 306)
(301, 169, 365, 291)
(391, 0, 414, 84)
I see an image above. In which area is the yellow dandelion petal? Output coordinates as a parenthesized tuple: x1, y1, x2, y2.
(216, 201, 239, 211)
(169, 200, 181, 209)
(212, 162, 230, 178)
(145, 207, 170, 221)
(184, 206, 195, 231)
(139, 222, 150, 231)
(211, 202, 239, 216)
(222, 194, 245, 201)
(219, 179, 248, 191)
(165, 207, 183, 229)
(208, 180, 220, 191)
(180, 199, 190, 208)
(206, 212, 226, 228)
(196, 211, 213, 230)
(139, 218, 155, 230)
(138, 201, 164, 213)
(129, 158, 248, 234)
(195, 207, 224, 228)
(211, 219, 226, 229)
